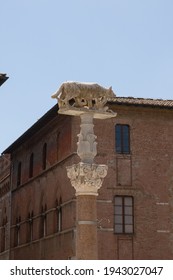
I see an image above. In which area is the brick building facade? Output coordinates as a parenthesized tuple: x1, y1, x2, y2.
(0, 154, 11, 259)
(1, 96, 173, 259)
(0, 72, 10, 259)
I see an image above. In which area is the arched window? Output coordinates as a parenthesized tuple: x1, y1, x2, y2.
(42, 143, 47, 170)
(17, 162, 22, 187)
(29, 153, 34, 178)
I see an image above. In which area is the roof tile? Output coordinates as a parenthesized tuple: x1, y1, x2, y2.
(108, 97, 173, 108)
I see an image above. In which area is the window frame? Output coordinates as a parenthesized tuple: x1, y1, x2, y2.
(115, 124, 130, 154)
(114, 195, 134, 234)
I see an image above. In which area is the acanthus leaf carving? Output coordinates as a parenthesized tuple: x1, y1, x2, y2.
(66, 162, 108, 196)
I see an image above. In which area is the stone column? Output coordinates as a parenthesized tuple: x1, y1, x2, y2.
(52, 82, 117, 259)
(76, 195, 97, 259)
(66, 112, 108, 259)
(67, 161, 108, 259)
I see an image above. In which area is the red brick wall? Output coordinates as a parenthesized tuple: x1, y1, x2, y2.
(7, 104, 173, 259)
(10, 114, 76, 259)
(96, 105, 173, 259)
(0, 154, 10, 259)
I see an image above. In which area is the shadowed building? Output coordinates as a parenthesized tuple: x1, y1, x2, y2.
(0, 73, 10, 259)
(0, 154, 11, 259)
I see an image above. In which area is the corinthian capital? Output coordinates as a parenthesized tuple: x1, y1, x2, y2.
(66, 162, 108, 196)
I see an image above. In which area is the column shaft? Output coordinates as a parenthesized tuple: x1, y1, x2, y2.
(76, 195, 97, 259)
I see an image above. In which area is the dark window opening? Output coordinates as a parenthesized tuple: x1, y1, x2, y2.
(57, 132, 60, 161)
(42, 143, 47, 170)
(1, 226, 5, 252)
(40, 205, 47, 238)
(57, 206, 62, 232)
(17, 162, 22, 187)
(29, 153, 34, 178)
(15, 216, 21, 247)
(56, 198, 62, 232)
(115, 124, 130, 154)
(27, 212, 33, 242)
(0, 217, 7, 252)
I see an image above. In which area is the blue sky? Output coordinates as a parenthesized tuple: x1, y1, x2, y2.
(1, 0, 173, 152)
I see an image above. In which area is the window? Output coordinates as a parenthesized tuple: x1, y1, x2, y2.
(56, 198, 62, 232)
(42, 143, 47, 170)
(1, 226, 5, 252)
(15, 216, 21, 246)
(57, 132, 60, 161)
(27, 211, 33, 242)
(17, 162, 22, 186)
(0, 217, 7, 252)
(29, 153, 34, 178)
(115, 124, 130, 154)
(114, 196, 134, 234)
(57, 206, 62, 232)
(40, 205, 47, 238)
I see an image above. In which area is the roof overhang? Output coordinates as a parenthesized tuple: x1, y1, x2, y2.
(0, 73, 8, 86)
